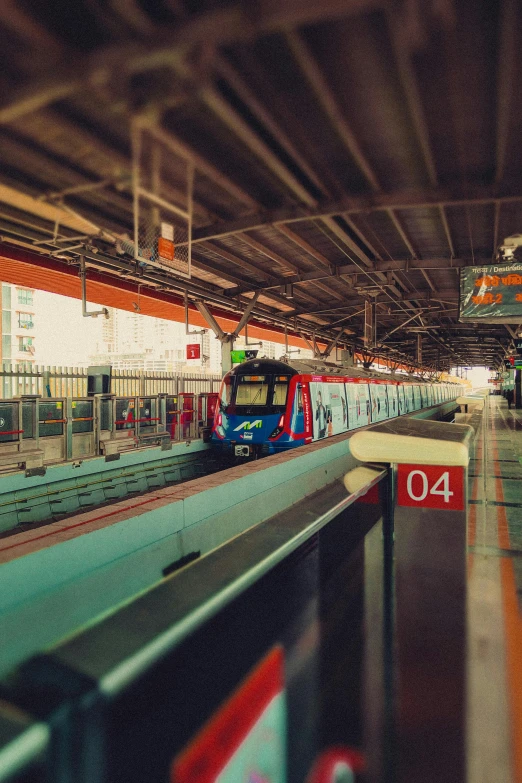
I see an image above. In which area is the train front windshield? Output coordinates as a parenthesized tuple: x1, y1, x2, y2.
(221, 374, 291, 413)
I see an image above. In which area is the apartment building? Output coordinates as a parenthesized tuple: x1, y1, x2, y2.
(1, 283, 36, 366)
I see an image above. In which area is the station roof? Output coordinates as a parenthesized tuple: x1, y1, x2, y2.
(0, 0, 520, 370)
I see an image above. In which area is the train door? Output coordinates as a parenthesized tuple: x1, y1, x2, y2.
(387, 384, 399, 417)
(404, 385, 414, 413)
(345, 382, 370, 428)
(412, 385, 422, 410)
(370, 382, 388, 423)
(397, 383, 406, 415)
(420, 385, 429, 407)
(309, 382, 327, 440)
(325, 382, 348, 435)
(345, 382, 358, 430)
(289, 380, 306, 437)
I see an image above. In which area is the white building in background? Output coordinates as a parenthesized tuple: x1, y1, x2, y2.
(90, 308, 224, 374)
(0, 283, 311, 374)
(1, 283, 37, 367)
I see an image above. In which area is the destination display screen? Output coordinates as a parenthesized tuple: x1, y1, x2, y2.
(460, 264, 522, 322)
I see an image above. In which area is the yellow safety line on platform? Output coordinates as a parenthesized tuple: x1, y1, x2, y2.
(490, 403, 522, 782)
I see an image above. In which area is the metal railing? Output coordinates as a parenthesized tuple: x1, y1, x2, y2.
(0, 363, 221, 399)
(0, 391, 219, 471)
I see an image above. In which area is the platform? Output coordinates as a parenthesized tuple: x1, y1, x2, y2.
(1, 396, 522, 782)
(467, 396, 522, 783)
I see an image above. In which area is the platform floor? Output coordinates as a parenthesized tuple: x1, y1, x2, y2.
(467, 396, 522, 783)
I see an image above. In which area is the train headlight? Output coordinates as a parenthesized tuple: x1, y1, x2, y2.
(269, 415, 285, 439)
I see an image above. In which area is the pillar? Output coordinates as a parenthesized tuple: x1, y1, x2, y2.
(515, 368, 522, 409)
(220, 335, 234, 377)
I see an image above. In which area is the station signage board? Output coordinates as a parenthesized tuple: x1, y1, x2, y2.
(396, 464, 465, 511)
(460, 264, 522, 322)
(231, 349, 259, 363)
(186, 344, 201, 360)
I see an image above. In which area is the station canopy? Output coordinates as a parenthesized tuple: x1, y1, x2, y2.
(0, 0, 521, 370)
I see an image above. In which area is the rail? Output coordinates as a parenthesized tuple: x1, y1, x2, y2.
(0, 415, 476, 782)
(0, 363, 221, 400)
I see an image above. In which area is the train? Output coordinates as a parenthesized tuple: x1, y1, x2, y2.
(211, 357, 462, 458)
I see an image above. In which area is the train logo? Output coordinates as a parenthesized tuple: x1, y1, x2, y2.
(233, 420, 263, 431)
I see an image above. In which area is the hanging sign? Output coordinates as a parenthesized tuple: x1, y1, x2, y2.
(186, 344, 201, 360)
(231, 350, 259, 364)
(460, 264, 522, 322)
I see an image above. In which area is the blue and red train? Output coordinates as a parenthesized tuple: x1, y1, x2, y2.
(211, 358, 461, 458)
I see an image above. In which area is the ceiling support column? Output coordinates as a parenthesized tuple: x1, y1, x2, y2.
(194, 294, 260, 376)
(364, 299, 377, 348)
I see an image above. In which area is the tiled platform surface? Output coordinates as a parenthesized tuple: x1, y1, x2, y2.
(467, 396, 522, 783)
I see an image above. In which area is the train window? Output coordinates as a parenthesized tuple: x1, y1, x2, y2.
(273, 378, 290, 406)
(236, 376, 269, 405)
(297, 386, 303, 413)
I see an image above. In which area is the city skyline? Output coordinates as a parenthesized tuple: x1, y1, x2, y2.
(1, 284, 310, 373)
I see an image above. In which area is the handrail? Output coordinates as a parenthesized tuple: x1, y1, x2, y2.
(46, 470, 387, 698)
(349, 417, 474, 466)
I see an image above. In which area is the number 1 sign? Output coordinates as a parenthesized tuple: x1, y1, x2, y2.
(396, 464, 465, 511)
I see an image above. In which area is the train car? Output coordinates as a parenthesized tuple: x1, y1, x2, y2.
(211, 358, 460, 459)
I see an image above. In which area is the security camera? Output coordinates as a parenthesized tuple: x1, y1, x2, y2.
(497, 233, 522, 262)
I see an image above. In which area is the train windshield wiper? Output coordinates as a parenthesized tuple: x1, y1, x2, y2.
(250, 386, 263, 405)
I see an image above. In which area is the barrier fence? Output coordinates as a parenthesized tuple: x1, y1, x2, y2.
(0, 391, 219, 473)
(0, 414, 478, 783)
(0, 364, 221, 399)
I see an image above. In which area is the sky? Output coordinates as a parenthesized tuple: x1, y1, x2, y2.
(34, 290, 105, 366)
(31, 289, 291, 367)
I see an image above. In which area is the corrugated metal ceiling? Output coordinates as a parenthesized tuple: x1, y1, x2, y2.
(0, 0, 520, 369)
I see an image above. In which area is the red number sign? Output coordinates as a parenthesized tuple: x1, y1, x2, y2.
(186, 344, 201, 360)
(397, 464, 465, 511)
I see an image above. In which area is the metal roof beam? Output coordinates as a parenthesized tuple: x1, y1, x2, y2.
(275, 223, 332, 270)
(0, 0, 385, 125)
(286, 30, 381, 192)
(495, 0, 517, 184)
(387, 210, 416, 258)
(193, 187, 522, 244)
(235, 233, 300, 274)
(199, 241, 275, 282)
(320, 216, 374, 268)
(136, 119, 259, 211)
(420, 269, 436, 292)
(200, 87, 317, 207)
(214, 55, 329, 199)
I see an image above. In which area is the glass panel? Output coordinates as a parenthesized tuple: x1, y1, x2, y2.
(2, 284, 11, 308)
(2, 310, 11, 332)
(2, 335, 11, 358)
(236, 381, 268, 405)
(18, 312, 34, 329)
(273, 382, 289, 406)
(17, 288, 34, 306)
